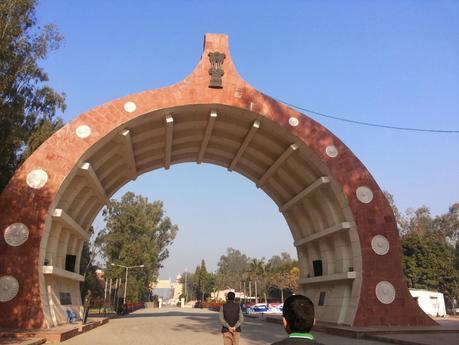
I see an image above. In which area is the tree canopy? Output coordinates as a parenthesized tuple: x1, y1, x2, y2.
(385, 192, 459, 307)
(216, 248, 249, 289)
(192, 259, 215, 301)
(402, 232, 458, 303)
(211, 249, 299, 303)
(79, 226, 104, 301)
(0, 0, 65, 191)
(99, 192, 178, 303)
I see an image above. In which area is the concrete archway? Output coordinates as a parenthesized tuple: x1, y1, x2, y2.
(0, 34, 435, 329)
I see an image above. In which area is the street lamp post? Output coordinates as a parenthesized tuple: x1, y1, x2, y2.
(184, 268, 188, 303)
(111, 263, 145, 305)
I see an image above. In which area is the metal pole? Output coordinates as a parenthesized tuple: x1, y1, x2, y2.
(184, 270, 187, 302)
(103, 278, 108, 314)
(112, 278, 116, 307)
(123, 267, 129, 305)
(114, 278, 119, 311)
(108, 278, 112, 309)
(104, 278, 108, 302)
(249, 281, 252, 303)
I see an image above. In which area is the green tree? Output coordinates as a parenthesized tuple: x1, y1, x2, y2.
(99, 192, 178, 303)
(384, 191, 403, 232)
(266, 253, 299, 302)
(22, 117, 64, 160)
(179, 271, 195, 302)
(248, 258, 269, 303)
(455, 243, 459, 272)
(216, 248, 249, 290)
(433, 203, 459, 244)
(0, 0, 66, 192)
(192, 265, 201, 300)
(402, 232, 458, 306)
(403, 206, 434, 237)
(193, 259, 214, 301)
(79, 226, 104, 301)
(266, 252, 295, 272)
(391, 198, 459, 308)
(287, 266, 300, 293)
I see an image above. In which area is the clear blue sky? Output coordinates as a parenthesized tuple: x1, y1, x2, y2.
(36, 1, 459, 279)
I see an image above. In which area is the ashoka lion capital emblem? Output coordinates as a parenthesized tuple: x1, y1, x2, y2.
(208, 52, 226, 88)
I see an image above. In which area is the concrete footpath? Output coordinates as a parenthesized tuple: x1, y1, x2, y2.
(264, 314, 459, 345)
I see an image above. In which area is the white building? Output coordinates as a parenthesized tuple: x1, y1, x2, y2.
(211, 289, 249, 302)
(409, 289, 446, 317)
(151, 275, 183, 303)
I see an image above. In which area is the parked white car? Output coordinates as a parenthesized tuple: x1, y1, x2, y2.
(265, 303, 283, 314)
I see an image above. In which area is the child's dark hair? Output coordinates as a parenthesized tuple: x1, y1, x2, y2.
(282, 295, 314, 333)
(227, 291, 235, 301)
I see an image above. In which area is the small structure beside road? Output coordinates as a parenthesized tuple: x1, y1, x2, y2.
(410, 289, 447, 317)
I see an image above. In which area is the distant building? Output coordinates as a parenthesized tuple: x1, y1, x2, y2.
(95, 269, 104, 280)
(211, 288, 249, 302)
(410, 289, 446, 317)
(151, 275, 183, 302)
(94, 269, 106, 289)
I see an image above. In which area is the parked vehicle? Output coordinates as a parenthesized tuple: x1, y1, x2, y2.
(409, 289, 446, 317)
(265, 303, 283, 314)
(241, 303, 253, 313)
(246, 303, 269, 314)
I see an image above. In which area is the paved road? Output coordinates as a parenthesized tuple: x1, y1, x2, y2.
(63, 307, 392, 345)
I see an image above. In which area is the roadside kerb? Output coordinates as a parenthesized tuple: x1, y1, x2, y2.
(0, 317, 111, 344)
(265, 315, 459, 345)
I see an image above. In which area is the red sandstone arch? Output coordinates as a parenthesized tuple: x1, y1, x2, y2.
(0, 34, 435, 329)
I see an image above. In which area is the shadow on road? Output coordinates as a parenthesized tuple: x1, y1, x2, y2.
(118, 309, 287, 343)
(173, 318, 286, 343)
(171, 311, 285, 344)
(117, 311, 217, 319)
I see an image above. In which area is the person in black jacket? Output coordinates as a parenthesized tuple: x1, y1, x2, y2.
(271, 295, 320, 344)
(219, 291, 244, 345)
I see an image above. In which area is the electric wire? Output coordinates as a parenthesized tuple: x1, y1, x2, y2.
(275, 98, 459, 134)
